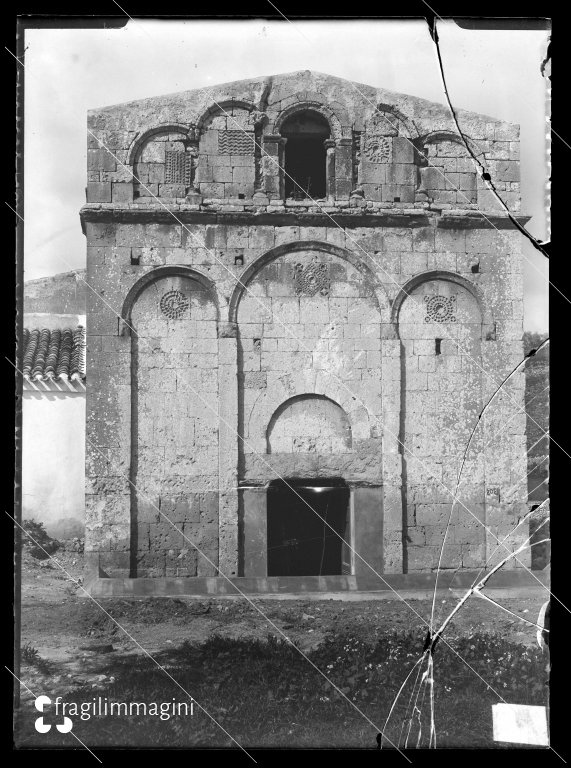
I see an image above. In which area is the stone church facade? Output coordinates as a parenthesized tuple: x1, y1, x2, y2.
(81, 71, 530, 592)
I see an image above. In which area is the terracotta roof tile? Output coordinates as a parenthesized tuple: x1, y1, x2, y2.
(23, 326, 86, 382)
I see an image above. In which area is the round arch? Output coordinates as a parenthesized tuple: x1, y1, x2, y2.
(391, 270, 494, 332)
(127, 123, 191, 167)
(270, 100, 347, 141)
(266, 393, 353, 454)
(195, 100, 258, 134)
(420, 130, 487, 163)
(368, 103, 419, 139)
(245, 372, 373, 449)
(228, 240, 389, 324)
(120, 265, 219, 334)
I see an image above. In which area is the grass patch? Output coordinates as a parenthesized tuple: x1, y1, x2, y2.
(15, 630, 548, 749)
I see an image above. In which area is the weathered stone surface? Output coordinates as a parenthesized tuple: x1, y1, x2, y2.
(83, 71, 528, 586)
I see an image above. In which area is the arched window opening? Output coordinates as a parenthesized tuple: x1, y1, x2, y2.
(281, 110, 330, 200)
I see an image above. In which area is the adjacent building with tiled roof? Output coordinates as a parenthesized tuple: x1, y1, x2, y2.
(23, 326, 86, 392)
(22, 271, 86, 535)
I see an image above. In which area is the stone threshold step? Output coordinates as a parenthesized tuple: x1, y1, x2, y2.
(85, 570, 549, 598)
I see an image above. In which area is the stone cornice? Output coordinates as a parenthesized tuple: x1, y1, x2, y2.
(80, 204, 531, 231)
(438, 211, 532, 229)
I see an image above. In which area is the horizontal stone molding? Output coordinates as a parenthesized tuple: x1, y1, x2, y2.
(80, 205, 530, 231)
(80, 205, 431, 230)
(237, 480, 385, 490)
(437, 212, 532, 229)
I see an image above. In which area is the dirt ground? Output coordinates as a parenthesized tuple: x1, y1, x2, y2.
(18, 550, 547, 703)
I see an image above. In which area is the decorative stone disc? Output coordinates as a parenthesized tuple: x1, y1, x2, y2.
(424, 294, 456, 323)
(160, 289, 190, 320)
(363, 134, 391, 163)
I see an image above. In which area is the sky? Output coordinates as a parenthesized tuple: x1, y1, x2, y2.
(23, 19, 550, 332)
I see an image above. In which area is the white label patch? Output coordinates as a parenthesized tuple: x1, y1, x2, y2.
(492, 704, 549, 746)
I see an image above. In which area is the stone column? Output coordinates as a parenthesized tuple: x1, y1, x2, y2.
(356, 133, 364, 189)
(262, 134, 287, 200)
(241, 486, 268, 577)
(185, 122, 202, 203)
(381, 335, 404, 573)
(334, 137, 353, 199)
(217, 322, 239, 576)
(84, 239, 133, 583)
(481, 230, 529, 570)
(352, 486, 384, 576)
(324, 139, 336, 201)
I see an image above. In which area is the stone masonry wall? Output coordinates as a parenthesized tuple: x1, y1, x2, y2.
(399, 279, 484, 571)
(83, 217, 527, 577)
(237, 248, 383, 486)
(130, 274, 219, 577)
(421, 141, 478, 206)
(133, 131, 189, 200)
(83, 72, 528, 581)
(196, 109, 256, 200)
(85, 70, 520, 214)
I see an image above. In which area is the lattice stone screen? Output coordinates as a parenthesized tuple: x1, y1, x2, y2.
(164, 150, 191, 185)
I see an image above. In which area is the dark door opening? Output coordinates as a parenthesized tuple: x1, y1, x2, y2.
(284, 136, 327, 199)
(281, 110, 330, 200)
(267, 480, 350, 576)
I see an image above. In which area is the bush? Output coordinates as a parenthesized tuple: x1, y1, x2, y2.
(21, 519, 59, 560)
(21, 642, 51, 674)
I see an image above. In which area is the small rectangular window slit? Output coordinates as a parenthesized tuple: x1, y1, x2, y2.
(131, 254, 140, 266)
(435, 338, 442, 355)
